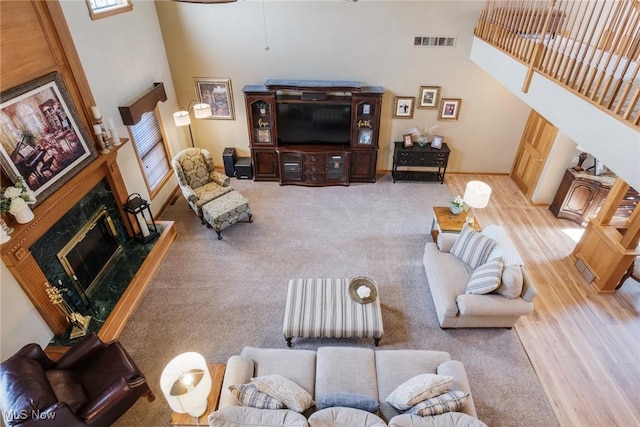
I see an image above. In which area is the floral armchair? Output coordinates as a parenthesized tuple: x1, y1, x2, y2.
(172, 148, 233, 222)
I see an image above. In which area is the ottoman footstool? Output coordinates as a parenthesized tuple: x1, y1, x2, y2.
(202, 190, 252, 239)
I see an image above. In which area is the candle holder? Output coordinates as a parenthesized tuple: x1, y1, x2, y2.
(44, 282, 91, 339)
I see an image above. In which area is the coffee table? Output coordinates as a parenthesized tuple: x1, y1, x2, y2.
(283, 278, 384, 347)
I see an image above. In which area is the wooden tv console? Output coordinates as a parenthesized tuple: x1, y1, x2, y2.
(242, 79, 383, 186)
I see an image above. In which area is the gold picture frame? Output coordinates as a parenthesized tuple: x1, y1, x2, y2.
(439, 98, 462, 121)
(417, 86, 441, 109)
(393, 96, 415, 119)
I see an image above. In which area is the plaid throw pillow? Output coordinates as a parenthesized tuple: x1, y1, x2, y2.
(450, 225, 496, 269)
(406, 390, 470, 416)
(229, 383, 285, 409)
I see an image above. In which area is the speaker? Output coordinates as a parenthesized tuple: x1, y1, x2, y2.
(222, 147, 236, 177)
(234, 157, 253, 180)
(301, 92, 328, 101)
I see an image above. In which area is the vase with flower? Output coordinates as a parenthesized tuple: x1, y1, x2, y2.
(450, 195, 466, 215)
(406, 123, 440, 147)
(1, 176, 37, 225)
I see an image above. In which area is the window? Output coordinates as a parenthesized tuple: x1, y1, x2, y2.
(86, 0, 132, 20)
(128, 108, 172, 197)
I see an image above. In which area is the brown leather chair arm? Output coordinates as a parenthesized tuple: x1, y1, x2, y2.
(55, 333, 106, 370)
(76, 378, 132, 424)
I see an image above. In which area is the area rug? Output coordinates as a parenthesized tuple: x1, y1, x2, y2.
(115, 175, 558, 426)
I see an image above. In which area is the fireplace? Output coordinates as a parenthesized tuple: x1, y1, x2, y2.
(57, 205, 123, 308)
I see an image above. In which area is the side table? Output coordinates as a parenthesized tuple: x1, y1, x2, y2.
(430, 206, 479, 241)
(169, 363, 225, 426)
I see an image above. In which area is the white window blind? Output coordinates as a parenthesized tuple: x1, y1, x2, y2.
(129, 110, 171, 193)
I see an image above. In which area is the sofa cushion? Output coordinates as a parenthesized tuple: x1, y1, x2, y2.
(308, 407, 387, 427)
(406, 391, 469, 416)
(251, 374, 314, 413)
(388, 412, 488, 427)
(386, 374, 453, 411)
(319, 392, 380, 413)
(465, 258, 504, 295)
(481, 225, 524, 266)
(315, 347, 378, 405)
(450, 226, 496, 269)
(493, 265, 524, 298)
(208, 406, 308, 427)
(229, 383, 285, 409)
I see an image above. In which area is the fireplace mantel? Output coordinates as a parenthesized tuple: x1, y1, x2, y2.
(1, 146, 176, 339)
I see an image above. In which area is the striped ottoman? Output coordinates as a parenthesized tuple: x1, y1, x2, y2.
(202, 190, 252, 239)
(283, 278, 384, 347)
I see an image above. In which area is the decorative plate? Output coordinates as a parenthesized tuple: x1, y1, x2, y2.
(348, 277, 378, 304)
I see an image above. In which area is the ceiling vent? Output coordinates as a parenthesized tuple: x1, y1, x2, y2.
(413, 36, 456, 47)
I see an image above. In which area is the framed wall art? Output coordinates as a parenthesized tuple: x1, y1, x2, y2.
(0, 72, 98, 207)
(393, 96, 415, 119)
(194, 77, 235, 120)
(418, 86, 440, 109)
(439, 98, 462, 121)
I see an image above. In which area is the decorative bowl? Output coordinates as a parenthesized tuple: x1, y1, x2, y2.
(348, 276, 378, 304)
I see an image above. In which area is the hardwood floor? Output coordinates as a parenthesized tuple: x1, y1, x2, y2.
(446, 174, 640, 427)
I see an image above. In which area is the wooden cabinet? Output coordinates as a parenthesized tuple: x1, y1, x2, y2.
(242, 80, 382, 186)
(550, 168, 640, 226)
(277, 146, 349, 186)
(391, 141, 450, 184)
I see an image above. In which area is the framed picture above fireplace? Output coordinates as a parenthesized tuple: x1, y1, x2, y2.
(0, 72, 98, 208)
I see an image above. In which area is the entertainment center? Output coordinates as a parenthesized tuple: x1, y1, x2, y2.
(242, 79, 383, 186)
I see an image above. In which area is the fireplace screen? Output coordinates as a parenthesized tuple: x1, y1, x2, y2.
(57, 205, 122, 300)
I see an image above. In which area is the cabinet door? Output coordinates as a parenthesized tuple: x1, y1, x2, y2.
(281, 153, 302, 182)
(350, 150, 377, 182)
(252, 149, 278, 180)
(246, 95, 276, 147)
(326, 153, 349, 184)
(352, 95, 381, 149)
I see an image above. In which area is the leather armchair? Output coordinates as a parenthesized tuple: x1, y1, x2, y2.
(172, 147, 233, 223)
(0, 333, 154, 427)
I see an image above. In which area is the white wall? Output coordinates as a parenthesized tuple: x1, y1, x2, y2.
(155, 0, 532, 173)
(1, 0, 185, 361)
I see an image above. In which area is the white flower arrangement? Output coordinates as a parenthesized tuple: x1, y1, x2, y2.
(450, 195, 466, 210)
(1, 176, 36, 215)
(406, 123, 440, 143)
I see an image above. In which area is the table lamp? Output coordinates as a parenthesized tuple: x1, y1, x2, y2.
(161, 352, 212, 421)
(463, 180, 492, 227)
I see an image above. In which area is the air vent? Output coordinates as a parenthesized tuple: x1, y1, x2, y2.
(413, 36, 456, 47)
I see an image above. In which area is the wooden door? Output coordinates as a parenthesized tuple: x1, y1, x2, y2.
(511, 110, 558, 199)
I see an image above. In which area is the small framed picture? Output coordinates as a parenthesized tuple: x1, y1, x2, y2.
(431, 135, 443, 149)
(417, 86, 440, 109)
(358, 129, 373, 145)
(362, 103, 371, 115)
(393, 96, 415, 119)
(403, 134, 414, 148)
(256, 129, 271, 144)
(439, 98, 462, 121)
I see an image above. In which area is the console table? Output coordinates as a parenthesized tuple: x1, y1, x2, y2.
(392, 141, 450, 184)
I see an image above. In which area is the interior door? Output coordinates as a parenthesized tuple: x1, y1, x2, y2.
(511, 110, 558, 200)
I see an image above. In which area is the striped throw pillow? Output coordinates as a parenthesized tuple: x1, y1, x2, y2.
(406, 390, 470, 416)
(229, 383, 285, 409)
(466, 257, 504, 295)
(450, 225, 496, 269)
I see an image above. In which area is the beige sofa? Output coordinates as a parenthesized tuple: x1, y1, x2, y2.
(209, 346, 487, 427)
(423, 225, 538, 328)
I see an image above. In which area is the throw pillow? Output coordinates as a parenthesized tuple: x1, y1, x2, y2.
(386, 374, 453, 411)
(251, 374, 314, 413)
(319, 392, 380, 413)
(229, 383, 285, 409)
(405, 390, 469, 417)
(450, 225, 496, 269)
(466, 257, 504, 295)
(493, 265, 524, 298)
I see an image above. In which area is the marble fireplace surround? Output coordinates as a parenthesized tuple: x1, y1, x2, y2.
(1, 146, 176, 348)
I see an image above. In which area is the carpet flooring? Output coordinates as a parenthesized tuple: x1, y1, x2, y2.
(115, 175, 558, 426)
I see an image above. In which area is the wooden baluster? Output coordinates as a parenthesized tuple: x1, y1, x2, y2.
(572, 0, 609, 91)
(522, 0, 558, 93)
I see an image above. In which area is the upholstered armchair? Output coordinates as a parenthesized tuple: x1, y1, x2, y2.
(172, 147, 233, 222)
(0, 333, 154, 427)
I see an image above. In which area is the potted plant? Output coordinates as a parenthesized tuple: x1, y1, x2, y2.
(450, 195, 466, 215)
(1, 176, 37, 224)
(406, 123, 440, 147)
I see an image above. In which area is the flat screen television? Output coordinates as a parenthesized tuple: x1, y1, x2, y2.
(276, 103, 351, 145)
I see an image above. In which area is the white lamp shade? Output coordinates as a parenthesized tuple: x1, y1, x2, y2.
(160, 352, 212, 416)
(173, 111, 191, 127)
(193, 103, 212, 119)
(575, 145, 587, 152)
(463, 180, 492, 209)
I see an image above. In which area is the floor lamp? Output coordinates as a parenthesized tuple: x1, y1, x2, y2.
(463, 180, 492, 227)
(173, 101, 211, 148)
